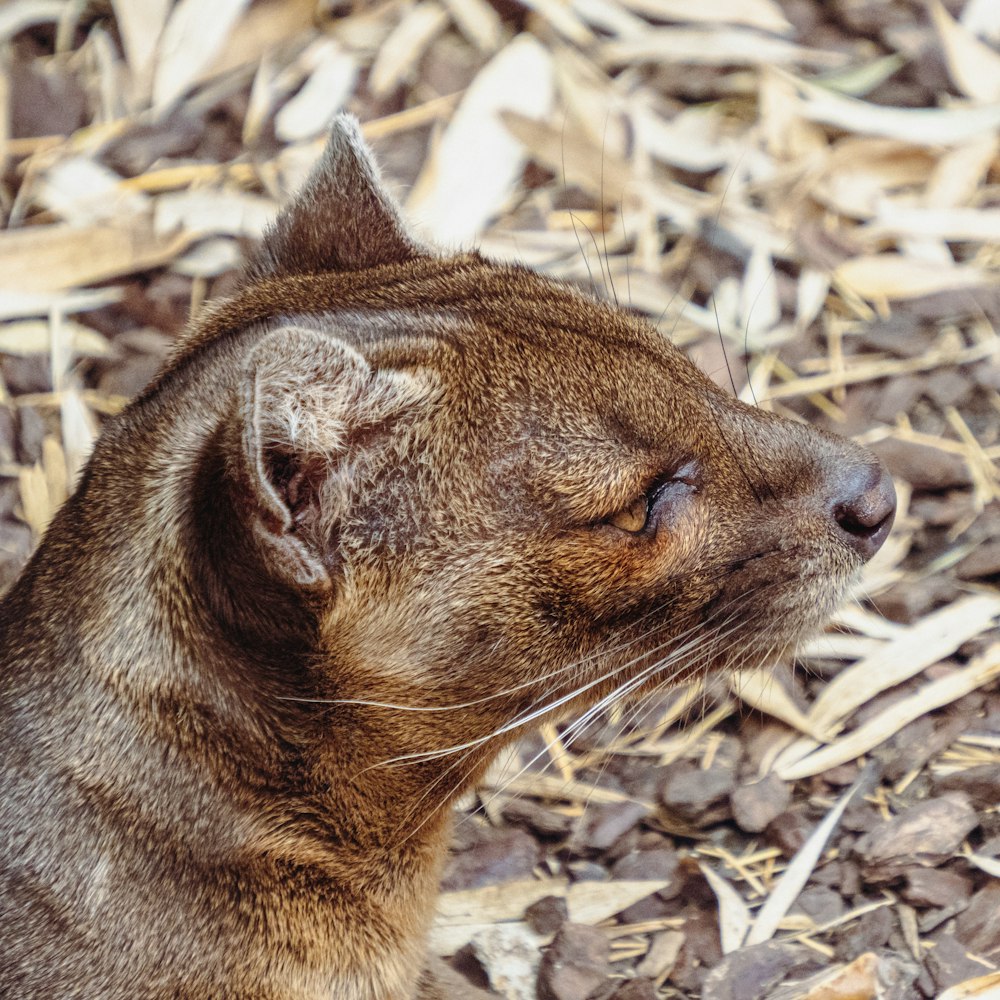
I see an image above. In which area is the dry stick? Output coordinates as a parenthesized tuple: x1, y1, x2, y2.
(764, 338, 998, 401)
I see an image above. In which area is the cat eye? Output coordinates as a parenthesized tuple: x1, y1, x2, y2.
(607, 496, 649, 533)
(603, 463, 700, 535)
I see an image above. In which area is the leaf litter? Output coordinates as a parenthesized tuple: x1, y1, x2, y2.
(2, 1, 1000, 997)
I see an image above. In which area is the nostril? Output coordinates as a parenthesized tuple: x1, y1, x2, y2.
(831, 463, 896, 561)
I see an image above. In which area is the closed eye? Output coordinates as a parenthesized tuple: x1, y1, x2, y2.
(607, 496, 648, 533)
(603, 462, 699, 535)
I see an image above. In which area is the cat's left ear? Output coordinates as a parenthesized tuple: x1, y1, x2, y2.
(245, 114, 427, 281)
(237, 326, 434, 590)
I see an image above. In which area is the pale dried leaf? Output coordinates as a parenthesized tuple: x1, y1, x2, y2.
(930, 0, 1000, 103)
(440, 0, 504, 53)
(790, 953, 880, 1000)
(808, 595, 1000, 736)
(925, 134, 999, 208)
(204, 0, 317, 85)
(816, 53, 906, 97)
(552, 46, 628, 154)
(111, 0, 171, 87)
(777, 69, 1000, 144)
(746, 776, 862, 945)
(937, 971, 1000, 1000)
(572, 0, 649, 39)
(154, 189, 276, 240)
(566, 879, 670, 924)
(698, 863, 750, 954)
(244, 54, 285, 145)
(18, 459, 54, 539)
(780, 647, 1000, 780)
(35, 157, 149, 226)
(152, 0, 253, 112)
(518, 0, 593, 45)
(501, 112, 632, 205)
(0, 289, 122, 322)
(962, 0, 1000, 41)
(965, 853, 1000, 878)
(741, 245, 781, 343)
(407, 35, 554, 244)
(602, 29, 845, 69)
(862, 205, 1000, 244)
(41, 436, 68, 526)
(436, 878, 567, 926)
(730, 669, 826, 740)
(172, 238, 242, 278)
(0, 222, 192, 294)
(616, 0, 792, 34)
(0, 320, 112, 359)
(60, 387, 98, 485)
(834, 254, 990, 301)
(431, 877, 667, 954)
(795, 268, 831, 332)
(369, 3, 450, 99)
(0, 0, 64, 44)
(274, 42, 358, 143)
(635, 104, 738, 173)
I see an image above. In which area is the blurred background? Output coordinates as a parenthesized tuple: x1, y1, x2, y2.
(1, 1, 999, 997)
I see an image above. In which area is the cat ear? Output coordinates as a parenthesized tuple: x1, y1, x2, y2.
(244, 114, 426, 280)
(238, 326, 430, 589)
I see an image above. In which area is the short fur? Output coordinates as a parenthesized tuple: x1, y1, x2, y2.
(0, 116, 893, 999)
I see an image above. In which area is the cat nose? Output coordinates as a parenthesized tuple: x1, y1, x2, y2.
(829, 462, 896, 561)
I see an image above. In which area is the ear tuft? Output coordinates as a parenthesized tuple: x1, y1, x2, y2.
(244, 114, 428, 281)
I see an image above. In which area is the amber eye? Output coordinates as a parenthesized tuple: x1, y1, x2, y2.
(606, 496, 649, 533)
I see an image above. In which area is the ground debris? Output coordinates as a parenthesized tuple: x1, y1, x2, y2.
(3, 1, 1000, 997)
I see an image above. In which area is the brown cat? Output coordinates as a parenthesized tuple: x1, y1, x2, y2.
(0, 116, 894, 999)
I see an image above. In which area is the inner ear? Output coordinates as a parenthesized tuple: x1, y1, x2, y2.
(238, 325, 435, 591)
(263, 445, 327, 530)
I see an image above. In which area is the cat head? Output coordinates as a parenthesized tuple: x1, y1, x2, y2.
(164, 116, 894, 768)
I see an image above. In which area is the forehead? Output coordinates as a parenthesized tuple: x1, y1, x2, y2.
(443, 275, 714, 447)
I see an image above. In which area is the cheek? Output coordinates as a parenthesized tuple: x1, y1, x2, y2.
(537, 512, 715, 628)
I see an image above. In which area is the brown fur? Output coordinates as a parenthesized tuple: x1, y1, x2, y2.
(0, 117, 893, 999)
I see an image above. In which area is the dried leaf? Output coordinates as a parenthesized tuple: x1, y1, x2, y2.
(566, 879, 670, 924)
(111, 0, 171, 89)
(407, 35, 554, 244)
(616, 0, 792, 34)
(730, 669, 826, 740)
(809, 595, 1000, 736)
(34, 157, 149, 225)
(0, 320, 112, 358)
(602, 29, 845, 69)
(775, 69, 1000, 144)
(0, 0, 64, 44)
(937, 971, 1000, 1000)
(440, 0, 504, 53)
(834, 254, 990, 301)
(746, 775, 863, 945)
(0, 289, 122, 322)
(780, 646, 1000, 780)
(0, 222, 192, 294)
(930, 0, 1000, 103)
(274, 41, 358, 143)
(154, 189, 276, 240)
(370, 3, 450, 98)
(431, 877, 668, 954)
(699, 863, 750, 954)
(152, 0, 253, 112)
